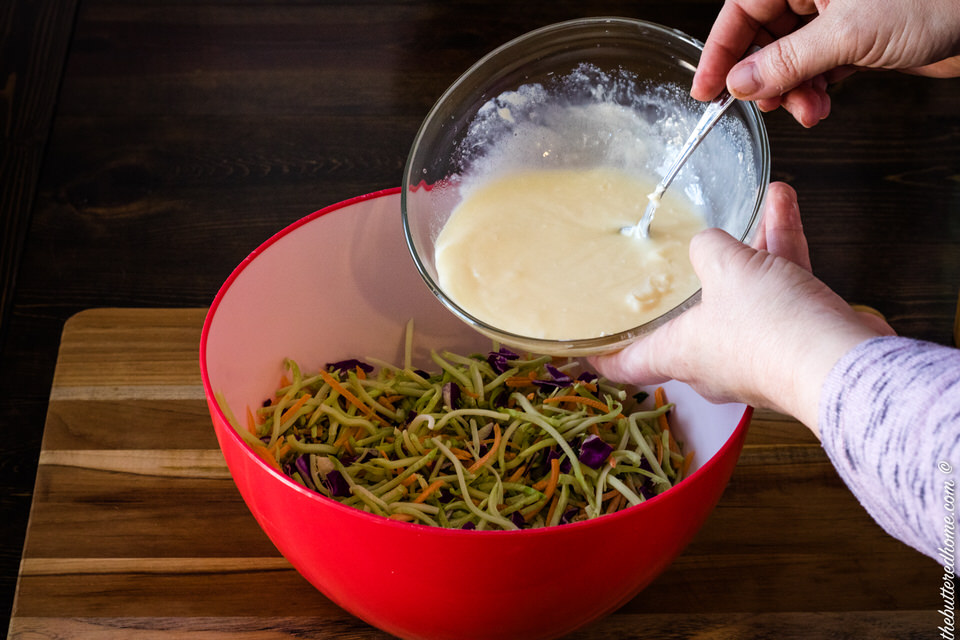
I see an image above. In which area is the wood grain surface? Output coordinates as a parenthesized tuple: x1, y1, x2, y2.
(7, 308, 943, 638)
(1, 0, 958, 636)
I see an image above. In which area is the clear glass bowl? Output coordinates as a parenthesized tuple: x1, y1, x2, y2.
(402, 17, 770, 356)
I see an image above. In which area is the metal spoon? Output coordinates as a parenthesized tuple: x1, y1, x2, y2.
(621, 88, 738, 239)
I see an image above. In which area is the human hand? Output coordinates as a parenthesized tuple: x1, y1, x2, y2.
(589, 182, 894, 435)
(691, 0, 960, 127)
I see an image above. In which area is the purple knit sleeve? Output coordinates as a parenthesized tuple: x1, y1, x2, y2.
(819, 336, 960, 563)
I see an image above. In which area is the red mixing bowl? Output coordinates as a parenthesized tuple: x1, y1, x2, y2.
(200, 189, 751, 640)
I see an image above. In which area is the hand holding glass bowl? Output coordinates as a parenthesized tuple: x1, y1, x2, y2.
(402, 16, 769, 357)
(203, 17, 767, 640)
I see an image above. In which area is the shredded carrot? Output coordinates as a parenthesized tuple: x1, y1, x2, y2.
(401, 473, 420, 487)
(544, 491, 561, 525)
(654, 386, 667, 407)
(279, 393, 311, 426)
(605, 493, 625, 514)
(413, 479, 446, 504)
(461, 388, 480, 399)
(539, 459, 561, 501)
(250, 441, 281, 471)
(467, 423, 502, 473)
(508, 461, 529, 484)
(333, 426, 360, 455)
(378, 394, 404, 411)
(318, 369, 387, 426)
(577, 381, 598, 392)
(523, 458, 560, 520)
(449, 447, 474, 462)
(588, 424, 601, 437)
(654, 387, 681, 455)
(654, 386, 670, 430)
(245, 406, 258, 436)
(355, 365, 366, 380)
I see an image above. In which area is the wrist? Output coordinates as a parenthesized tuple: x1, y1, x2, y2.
(776, 306, 885, 437)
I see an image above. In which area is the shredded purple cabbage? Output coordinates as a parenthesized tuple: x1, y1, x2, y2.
(640, 481, 658, 500)
(578, 434, 613, 469)
(545, 363, 572, 384)
(510, 511, 526, 528)
(533, 363, 574, 391)
(324, 470, 351, 497)
(294, 455, 316, 491)
(442, 382, 461, 410)
(486, 347, 520, 374)
(326, 358, 374, 374)
(546, 447, 572, 474)
(577, 371, 599, 384)
(561, 507, 580, 524)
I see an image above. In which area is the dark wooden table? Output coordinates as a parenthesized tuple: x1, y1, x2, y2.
(2, 1, 958, 637)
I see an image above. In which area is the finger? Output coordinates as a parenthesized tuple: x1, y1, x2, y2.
(753, 202, 768, 252)
(759, 182, 812, 271)
(824, 64, 857, 84)
(857, 310, 897, 336)
(687, 226, 750, 290)
(588, 327, 677, 386)
(906, 55, 960, 79)
(692, 1, 771, 101)
(726, 12, 853, 100)
(756, 96, 783, 112)
(780, 78, 830, 127)
(850, 305, 897, 336)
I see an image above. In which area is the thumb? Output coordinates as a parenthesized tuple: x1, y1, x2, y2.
(687, 226, 749, 288)
(727, 17, 849, 99)
(589, 228, 745, 385)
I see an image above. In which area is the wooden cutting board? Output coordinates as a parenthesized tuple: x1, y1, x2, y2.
(8, 308, 942, 639)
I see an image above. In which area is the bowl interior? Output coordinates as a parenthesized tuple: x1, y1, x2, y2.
(203, 189, 744, 488)
(402, 17, 769, 355)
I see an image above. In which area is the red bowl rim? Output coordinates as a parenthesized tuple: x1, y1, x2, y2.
(199, 187, 752, 537)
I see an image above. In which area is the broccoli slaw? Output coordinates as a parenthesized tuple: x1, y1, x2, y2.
(218, 326, 692, 530)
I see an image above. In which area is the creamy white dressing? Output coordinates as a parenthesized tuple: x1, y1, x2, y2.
(434, 166, 706, 340)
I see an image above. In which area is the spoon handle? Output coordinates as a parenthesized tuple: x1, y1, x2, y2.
(625, 46, 761, 239)
(628, 90, 737, 238)
(657, 89, 737, 196)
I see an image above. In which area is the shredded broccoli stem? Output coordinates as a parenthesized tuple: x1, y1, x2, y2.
(221, 334, 692, 530)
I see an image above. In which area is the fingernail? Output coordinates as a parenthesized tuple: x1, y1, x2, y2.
(728, 61, 761, 97)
